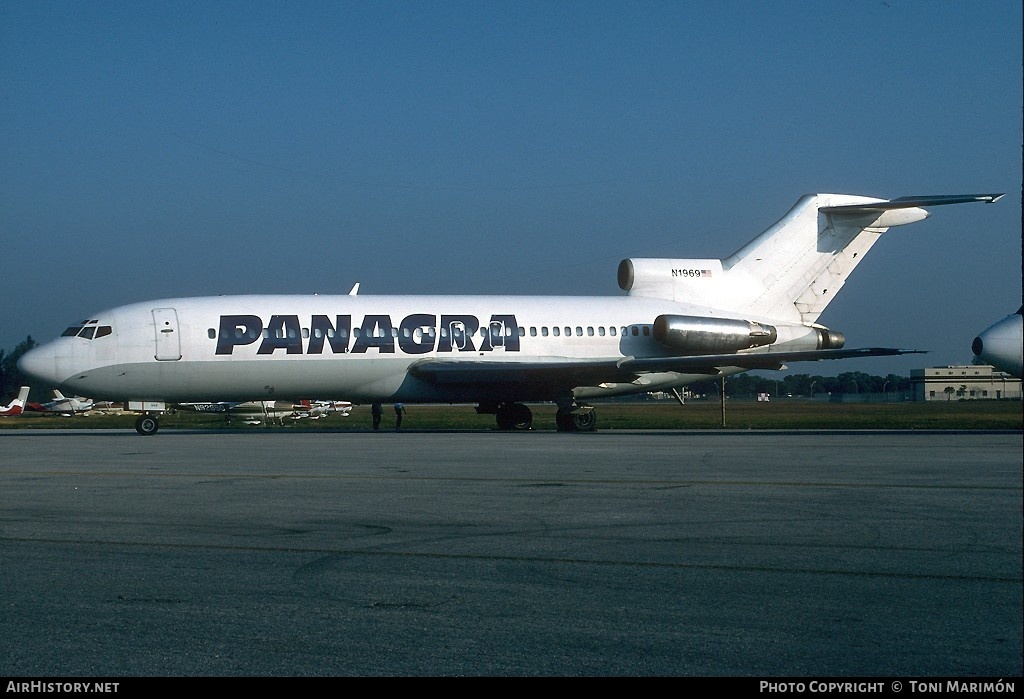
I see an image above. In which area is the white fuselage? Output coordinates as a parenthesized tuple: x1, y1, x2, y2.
(21, 293, 781, 404)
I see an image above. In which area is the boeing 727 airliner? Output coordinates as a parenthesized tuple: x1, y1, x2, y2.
(19, 192, 1003, 434)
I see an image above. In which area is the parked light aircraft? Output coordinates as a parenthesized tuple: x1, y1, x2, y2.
(18, 192, 1002, 435)
(972, 307, 1023, 378)
(0, 386, 31, 416)
(178, 398, 352, 424)
(300, 399, 355, 418)
(27, 390, 96, 416)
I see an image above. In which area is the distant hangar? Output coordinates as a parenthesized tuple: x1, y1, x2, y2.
(910, 365, 1021, 401)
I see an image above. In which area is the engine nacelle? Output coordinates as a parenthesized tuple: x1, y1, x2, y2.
(618, 258, 726, 304)
(654, 315, 846, 354)
(812, 327, 845, 350)
(653, 315, 778, 354)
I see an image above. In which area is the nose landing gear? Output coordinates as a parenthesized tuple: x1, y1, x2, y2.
(134, 414, 159, 436)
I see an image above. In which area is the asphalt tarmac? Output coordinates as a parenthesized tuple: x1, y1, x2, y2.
(1, 430, 1020, 677)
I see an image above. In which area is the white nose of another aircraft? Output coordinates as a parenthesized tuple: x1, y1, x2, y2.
(17, 342, 63, 385)
(972, 307, 1024, 379)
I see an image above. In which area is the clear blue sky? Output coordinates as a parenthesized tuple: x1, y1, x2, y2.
(2, 0, 1021, 378)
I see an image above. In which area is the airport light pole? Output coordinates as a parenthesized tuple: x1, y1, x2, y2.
(720, 375, 726, 427)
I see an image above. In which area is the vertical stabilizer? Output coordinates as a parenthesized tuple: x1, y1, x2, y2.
(620, 193, 1002, 323)
(719, 193, 1002, 324)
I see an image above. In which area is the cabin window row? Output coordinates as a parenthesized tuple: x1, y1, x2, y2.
(207, 325, 654, 340)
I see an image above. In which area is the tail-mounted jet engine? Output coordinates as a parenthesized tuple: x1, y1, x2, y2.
(808, 327, 845, 350)
(653, 314, 846, 354)
(653, 315, 777, 354)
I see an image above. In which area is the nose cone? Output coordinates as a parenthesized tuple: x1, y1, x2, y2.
(18, 342, 62, 385)
(972, 310, 1024, 379)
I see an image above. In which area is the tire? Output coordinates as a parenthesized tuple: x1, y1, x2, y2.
(135, 415, 159, 436)
(510, 403, 532, 430)
(556, 408, 596, 432)
(570, 410, 597, 432)
(496, 403, 533, 430)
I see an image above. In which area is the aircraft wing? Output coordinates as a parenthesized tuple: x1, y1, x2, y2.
(409, 357, 633, 387)
(618, 347, 925, 372)
(410, 348, 925, 388)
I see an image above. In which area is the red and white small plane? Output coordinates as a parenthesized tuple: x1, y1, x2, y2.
(27, 390, 96, 416)
(0, 386, 31, 416)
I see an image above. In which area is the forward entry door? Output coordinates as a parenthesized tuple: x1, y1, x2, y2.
(152, 308, 182, 361)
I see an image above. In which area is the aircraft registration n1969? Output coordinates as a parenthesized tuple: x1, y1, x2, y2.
(18, 192, 1003, 435)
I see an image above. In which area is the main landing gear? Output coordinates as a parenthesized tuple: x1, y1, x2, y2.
(134, 414, 160, 436)
(555, 405, 596, 432)
(481, 402, 597, 431)
(494, 402, 534, 430)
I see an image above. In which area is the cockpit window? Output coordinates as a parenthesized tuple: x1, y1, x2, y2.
(61, 320, 112, 340)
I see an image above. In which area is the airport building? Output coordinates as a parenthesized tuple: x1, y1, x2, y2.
(909, 365, 1022, 401)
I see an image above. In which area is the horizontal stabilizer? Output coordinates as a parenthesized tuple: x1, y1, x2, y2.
(821, 193, 1003, 214)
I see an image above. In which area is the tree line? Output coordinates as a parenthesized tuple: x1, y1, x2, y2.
(685, 371, 912, 399)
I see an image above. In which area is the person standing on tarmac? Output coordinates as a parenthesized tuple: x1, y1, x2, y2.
(394, 402, 406, 430)
(371, 402, 383, 430)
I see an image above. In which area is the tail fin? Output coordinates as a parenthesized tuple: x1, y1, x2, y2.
(619, 193, 1002, 324)
(0, 386, 31, 416)
(723, 193, 1002, 323)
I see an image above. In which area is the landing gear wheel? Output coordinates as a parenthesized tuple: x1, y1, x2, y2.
(496, 403, 533, 430)
(555, 408, 597, 432)
(135, 415, 159, 436)
(570, 410, 596, 432)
